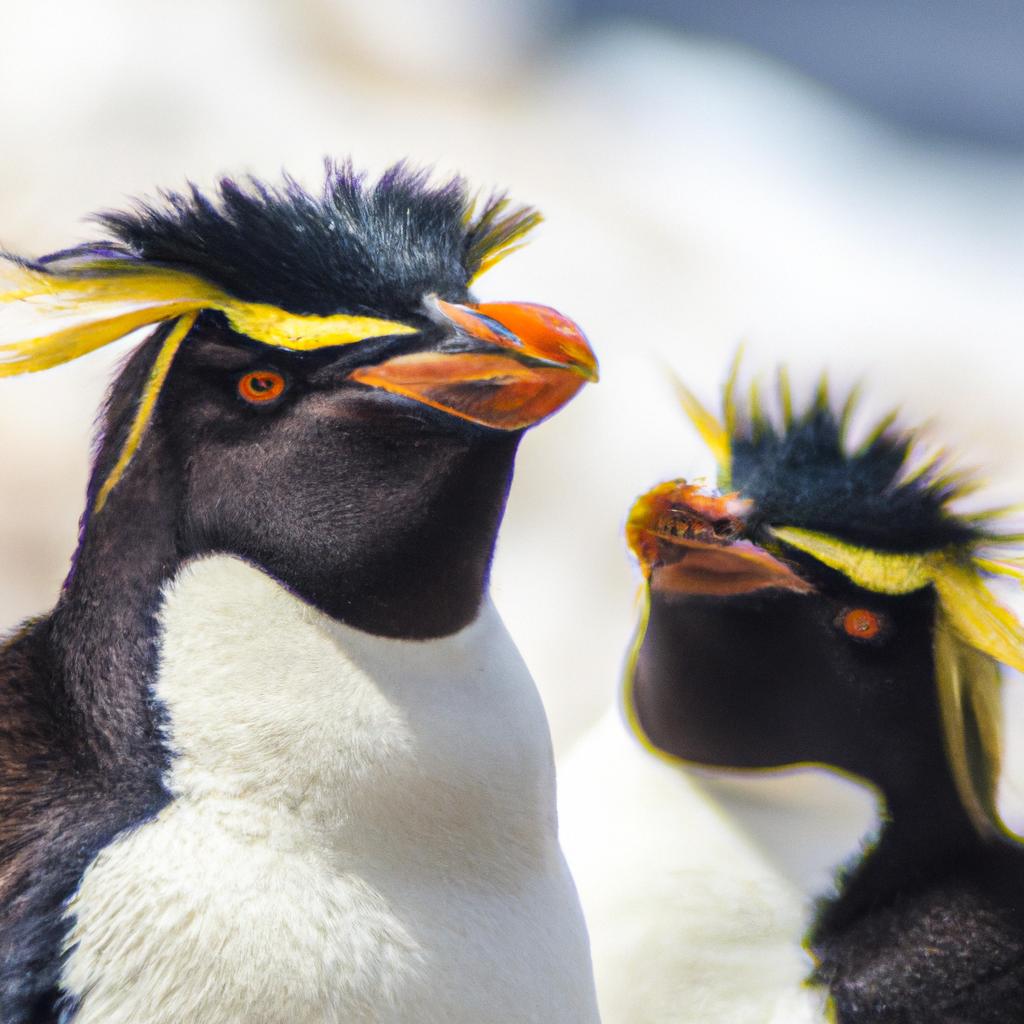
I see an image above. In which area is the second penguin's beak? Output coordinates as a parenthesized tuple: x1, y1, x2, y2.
(627, 481, 813, 597)
(350, 296, 598, 430)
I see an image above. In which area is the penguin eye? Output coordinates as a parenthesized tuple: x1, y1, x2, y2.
(238, 370, 286, 405)
(838, 607, 889, 642)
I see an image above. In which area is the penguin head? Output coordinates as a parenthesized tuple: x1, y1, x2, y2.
(626, 364, 1024, 835)
(1, 163, 597, 637)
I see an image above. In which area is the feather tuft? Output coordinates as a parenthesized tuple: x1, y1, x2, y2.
(464, 195, 542, 282)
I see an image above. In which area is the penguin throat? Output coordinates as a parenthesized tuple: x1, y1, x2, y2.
(179, 429, 522, 640)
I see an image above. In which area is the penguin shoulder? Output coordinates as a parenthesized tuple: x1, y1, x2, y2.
(813, 845, 1024, 1023)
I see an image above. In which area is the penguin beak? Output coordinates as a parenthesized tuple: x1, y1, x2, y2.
(349, 296, 598, 430)
(627, 481, 813, 597)
(649, 538, 814, 597)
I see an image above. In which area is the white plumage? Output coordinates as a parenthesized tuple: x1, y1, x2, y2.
(63, 555, 600, 1024)
(558, 710, 880, 1024)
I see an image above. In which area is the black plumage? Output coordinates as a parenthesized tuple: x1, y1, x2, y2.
(729, 379, 980, 552)
(89, 162, 539, 318)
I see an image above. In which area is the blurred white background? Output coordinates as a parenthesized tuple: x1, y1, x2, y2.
(2, 0, 1024, 788)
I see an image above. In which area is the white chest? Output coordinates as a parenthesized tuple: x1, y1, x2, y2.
(62, 556, 599, 1024)
(558, 710, 880, 1024)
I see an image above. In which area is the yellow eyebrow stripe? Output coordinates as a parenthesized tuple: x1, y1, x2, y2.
(670, 370, 731, 477)
(769, 526, 933, 594)
(0, 258, 417, 377)
(222, 302, 416, 350)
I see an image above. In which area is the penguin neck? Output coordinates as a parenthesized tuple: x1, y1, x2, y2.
(629, 600, 984, 927)
(814, 741, 982, 938)
(48, 434, 183, 773)
(47, 417, 521, 766)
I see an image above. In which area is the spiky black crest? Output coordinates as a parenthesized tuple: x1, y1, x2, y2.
(91, 161, 541, 320)
(730, 376, 982, 552)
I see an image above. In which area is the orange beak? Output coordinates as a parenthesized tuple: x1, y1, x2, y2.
(349, 296, 598, 430)
(627, 480, 813, 597)
(649, 538, 814, 597)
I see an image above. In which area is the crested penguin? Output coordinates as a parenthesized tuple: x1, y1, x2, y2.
(559, 364, 1024, 1024)
(0, 164, 601, 1024)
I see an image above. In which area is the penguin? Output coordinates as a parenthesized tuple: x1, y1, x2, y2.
(559, 364, 1024, 1024)
(0, 164, 601, 1024)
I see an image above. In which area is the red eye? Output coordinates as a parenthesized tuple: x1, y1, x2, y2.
(842, 608, 883, 640)
(239, 370, 286, 404)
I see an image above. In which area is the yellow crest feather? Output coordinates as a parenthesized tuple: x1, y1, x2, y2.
(670, 372, 731, 480)
(1, 254, 419, 508)
(0, 256, 416, 378)
(933, 617, 1004, 838)
(463, 196, 542, 284)
(93, 312, 197, 513)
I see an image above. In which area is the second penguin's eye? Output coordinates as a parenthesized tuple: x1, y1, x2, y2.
(238, 370, 286, 404)
(840, 608, 887, 642)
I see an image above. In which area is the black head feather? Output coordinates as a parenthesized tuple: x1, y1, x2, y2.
(89, 161, 540, 320)
(728, 378, 981, 552)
